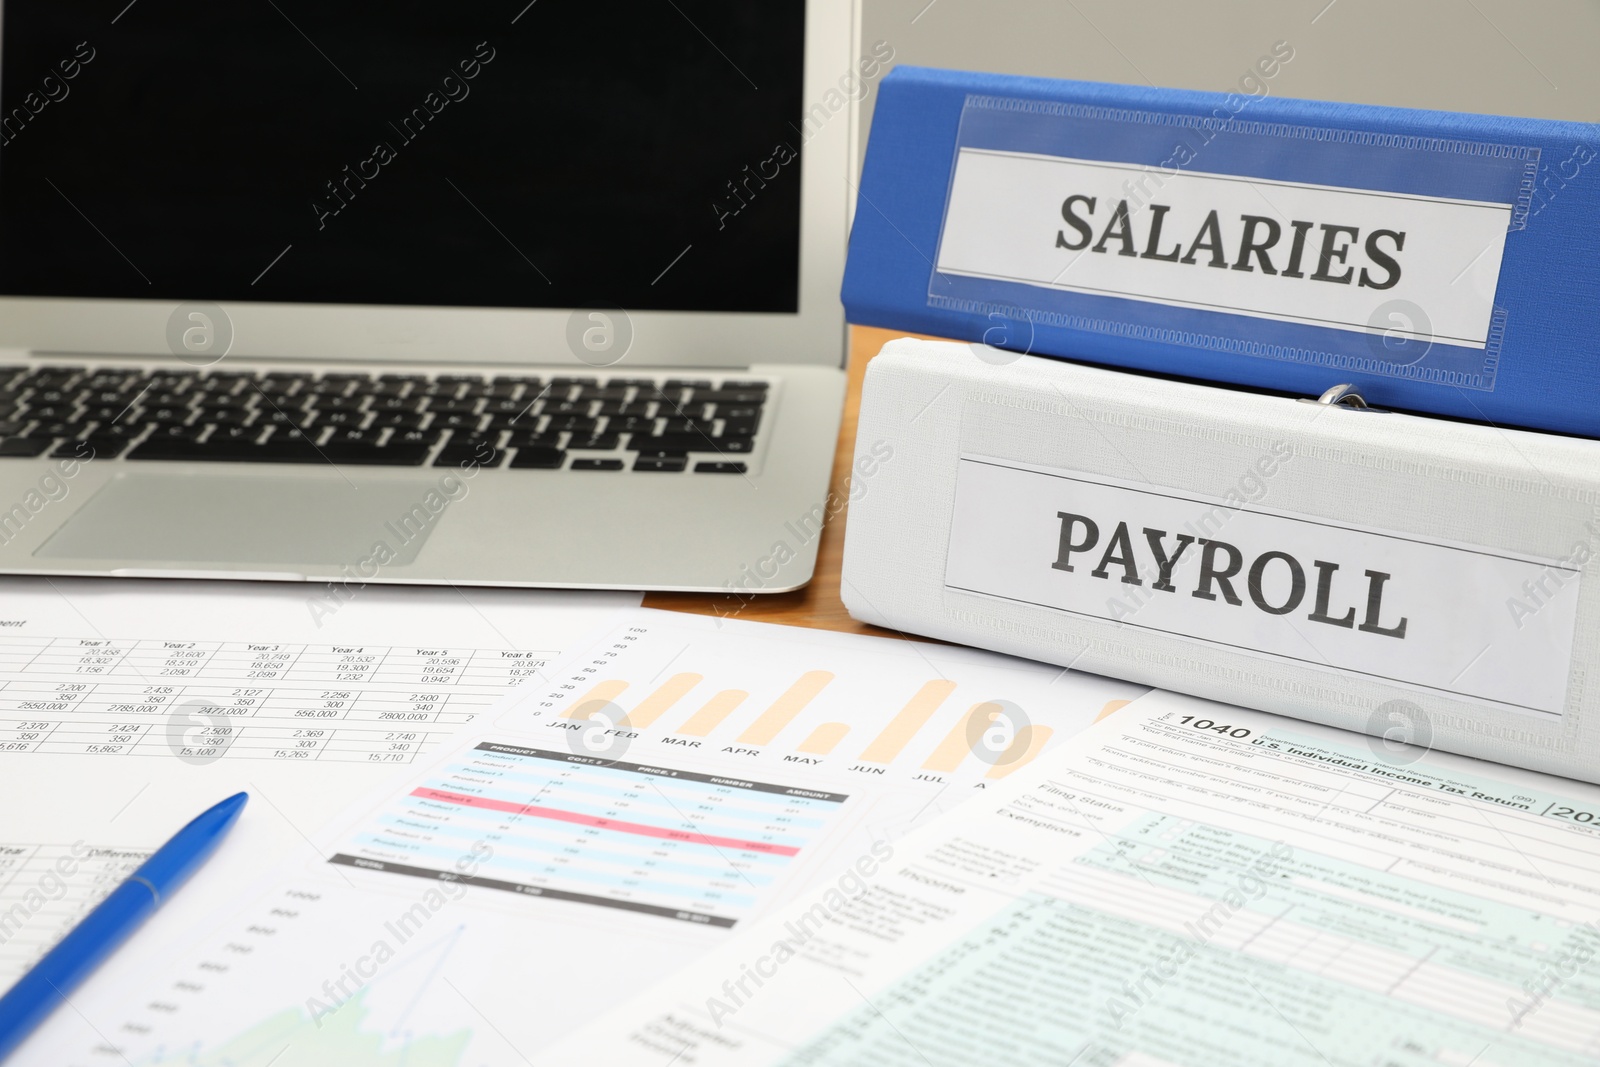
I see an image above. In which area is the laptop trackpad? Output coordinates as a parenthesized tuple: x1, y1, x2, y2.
(35, 472, 440, 566)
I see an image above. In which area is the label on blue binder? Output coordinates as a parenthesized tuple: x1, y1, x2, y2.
(929, 96, 1539, 390)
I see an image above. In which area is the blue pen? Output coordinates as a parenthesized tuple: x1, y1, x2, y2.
(0, 791, 248, 1063)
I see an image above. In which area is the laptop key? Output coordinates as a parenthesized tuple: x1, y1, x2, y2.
(431, 413, 485, 431)
(0, 437, 53, 457)
(424, 398, 479, 414)
(508, 446, 566, 469)
(198, 392, 248, 407)
(312, 396, 365, 411)
(319, 441, 431, 465)
(23, 404, 74, 420)
(126, 435, 403, 465)
(570, 458, 624, 471)
(33, 420, 93, 438)
(444, 430, 499, 447)
(642, 433, 753, 453)
(604, 415, 653, 434)
(633, 455, 687, 472)
(692, 389, 768, 405)
(506, 431, 563, 449)
(392, 428, 446, 447)
(595, 401, 655, 417)
(371, 396, 424, 412)
(126, 439, 227, 461)
(658, 417, 716, 435)
(144, 423, 206, 441)
(435, 442, 504, 468)
(198, 409, 254, 427)
(545, 415, 598, 432)
(51, 438, 126, 458)
(567, 433, 620, 451)
(315, 410, 367, 427)
(579, 386, 631, 401)
(370, 411, 428, 428)
(694, 461, 748, 474)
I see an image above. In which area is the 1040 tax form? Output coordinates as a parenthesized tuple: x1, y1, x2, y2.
(551, 689, 1600, 1067)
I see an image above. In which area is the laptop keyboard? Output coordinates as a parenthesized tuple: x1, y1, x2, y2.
(0, 366, 768, 474)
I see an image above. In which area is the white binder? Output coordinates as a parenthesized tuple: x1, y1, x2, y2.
(843, 338, 1600, 782)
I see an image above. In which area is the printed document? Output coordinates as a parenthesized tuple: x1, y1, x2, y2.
(542, 689, 1600, 1066)
(0, 575, 636, 986)
(18, 608, 1142, 1065)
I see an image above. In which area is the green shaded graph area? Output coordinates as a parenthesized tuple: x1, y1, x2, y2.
(142, 988, 470, 1066)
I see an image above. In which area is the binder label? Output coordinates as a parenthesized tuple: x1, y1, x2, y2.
(930, 96, 1538, 390)
(944, 456, 1579, 717)
(935, 149, 1510, 348)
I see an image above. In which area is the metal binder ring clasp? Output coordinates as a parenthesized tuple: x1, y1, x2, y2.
(1312, 384, 1368, 408)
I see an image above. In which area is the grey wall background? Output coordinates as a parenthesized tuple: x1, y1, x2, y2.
(856, 0, 1600, 162)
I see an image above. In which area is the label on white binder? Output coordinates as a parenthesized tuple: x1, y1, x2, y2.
(944, 455, 1579, 717)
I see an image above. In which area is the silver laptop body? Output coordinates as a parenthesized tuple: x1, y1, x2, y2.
(0, 0, 860, 592)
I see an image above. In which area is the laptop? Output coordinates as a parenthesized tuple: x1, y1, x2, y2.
(0, 0, 856, 592)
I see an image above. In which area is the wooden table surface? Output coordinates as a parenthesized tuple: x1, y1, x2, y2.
(642, 325, 931, 635)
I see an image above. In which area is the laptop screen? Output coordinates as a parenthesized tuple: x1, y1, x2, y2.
(0, 2, 805, 314)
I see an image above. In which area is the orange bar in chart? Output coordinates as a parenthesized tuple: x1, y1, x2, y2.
(1095, 699, 1132, 723)
(921, 702, 1001, 773)
(798, 722, 850, 755)
(561, 679, 630, 719)
(858, 679, 957, 764)
(622, 673, 703, 729)
(736, 671, 835, 745)
(676, 690, 749, 737)
(986, 725, 1054, 779)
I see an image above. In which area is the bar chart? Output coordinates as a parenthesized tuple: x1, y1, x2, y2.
(558, 669, 1060, 779)
(325, 612, 1140, 933)
(528, 613, 1137, 782)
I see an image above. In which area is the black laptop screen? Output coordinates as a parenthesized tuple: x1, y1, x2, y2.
(0, 1, 805, 312)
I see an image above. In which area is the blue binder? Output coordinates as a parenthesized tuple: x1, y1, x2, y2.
(842, 66, 1600, 437)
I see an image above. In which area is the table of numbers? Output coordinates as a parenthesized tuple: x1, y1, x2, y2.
(329, 742, 849, 927)
(0, 637, 557, 763)
(0, 843, 152, 981)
